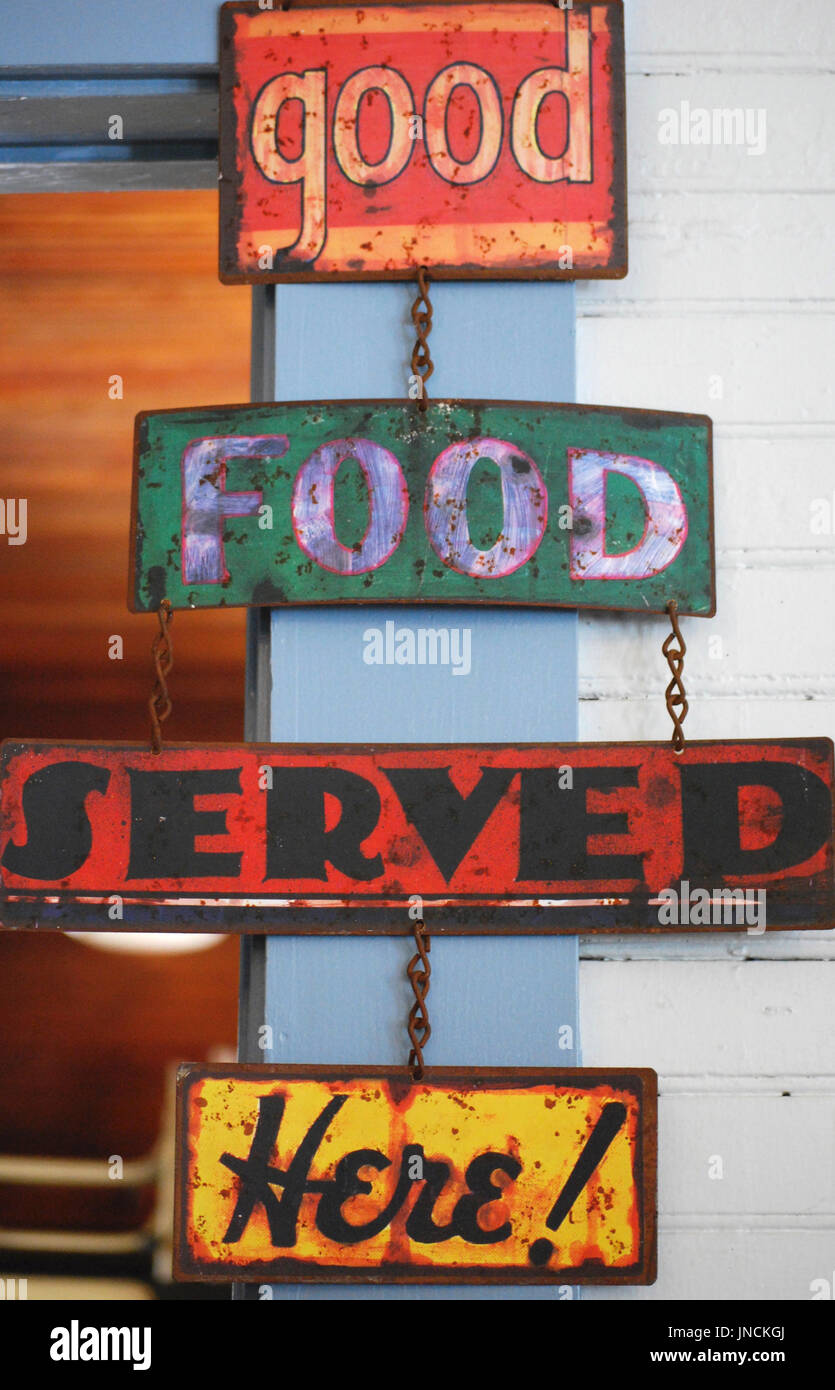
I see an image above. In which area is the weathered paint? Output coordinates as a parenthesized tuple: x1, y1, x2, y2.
(129, 400, 714, 615)
(174, 1064, 657, 1284)
(219, 1, 627, 281)
(1, 739, 831, 933)
(292, 437, 410, 575)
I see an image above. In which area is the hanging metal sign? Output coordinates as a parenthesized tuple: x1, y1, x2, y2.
(2, 739, 831, 934)
(129, 401, 713, 616)
(174, 1064, 657, 1284)
(218, 1, 627, 282)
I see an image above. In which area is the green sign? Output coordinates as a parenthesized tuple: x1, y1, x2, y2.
(130, 400, 714, 615)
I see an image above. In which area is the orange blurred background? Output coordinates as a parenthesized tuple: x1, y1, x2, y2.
(0, 191, 251, 1280)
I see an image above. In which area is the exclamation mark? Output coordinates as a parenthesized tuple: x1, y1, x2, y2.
(528, 1101, 628, 1267)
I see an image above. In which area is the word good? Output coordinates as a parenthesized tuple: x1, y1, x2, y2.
(219, 2, 626, 279)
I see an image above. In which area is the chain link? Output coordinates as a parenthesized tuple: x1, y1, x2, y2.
(410, 267, 434, 412)
(662, 600, 688, 753)
(149, 599, 174, 754)
(406, 917, 431, 1080)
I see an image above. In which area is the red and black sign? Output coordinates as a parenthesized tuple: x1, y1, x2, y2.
(1, 740, 832, 934)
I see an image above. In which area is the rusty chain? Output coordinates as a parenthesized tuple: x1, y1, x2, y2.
(406, 917, 432, 1080)
(410, 267, 434, 412)
(662, 600, 688, 753)
(149, 599, 174, 754)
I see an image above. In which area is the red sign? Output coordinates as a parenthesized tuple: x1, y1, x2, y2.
(219, 1, 627, 281)
(1, 740, 831, 934)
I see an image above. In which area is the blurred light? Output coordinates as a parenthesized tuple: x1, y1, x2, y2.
(68, 933, 223, 956)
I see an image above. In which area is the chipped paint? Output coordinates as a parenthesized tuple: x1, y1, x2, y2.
(174, 1064, 657, 1284)
(129, 400, 714, 615)
(1, 739, 831, 933)
(218, 1, 627, 282)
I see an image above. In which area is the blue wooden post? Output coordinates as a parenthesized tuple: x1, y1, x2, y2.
(262, 280, 580, 1301)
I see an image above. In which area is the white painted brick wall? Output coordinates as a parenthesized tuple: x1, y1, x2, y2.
(576, 0, 835, 1300)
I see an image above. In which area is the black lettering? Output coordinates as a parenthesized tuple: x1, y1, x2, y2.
(680, 760, 833, 880)
(404, 1152, 457, 1243)
(545, 1102, 627, 1233)
(518, 766, 643, 881)
(221, 1093, 346, 1248)
(316, 1144, 419, 1244)
(1, 761, 110, 880)
(452, 1152, 521, 1244)
(265, 768, 383, 881)
(127, 767, 242, 879)
(383, 766, 515, 881)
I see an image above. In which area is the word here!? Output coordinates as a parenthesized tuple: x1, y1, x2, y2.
(174, 1065, 657, 1284)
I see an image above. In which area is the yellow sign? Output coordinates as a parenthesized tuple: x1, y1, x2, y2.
(175, 1065, 657, 1285)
